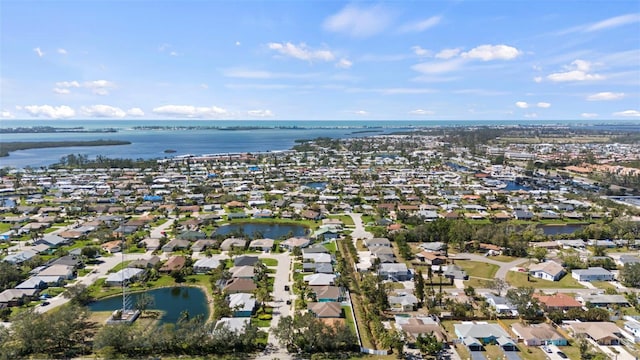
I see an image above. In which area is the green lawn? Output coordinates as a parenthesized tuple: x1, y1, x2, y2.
(0, 223, 10, 233)
(323, 241, 337, 253)
(261, 258, 278, 267)
(107, 260, 133, 273)
(506, 271, 585, 289)
(592, 281, 618, 291)
(328, 215, 355, 226)
(464, 277, 494, 289)
(342, 305, 356, 335)
(455, 260, 499, 279)
(490, 255, 519, 262)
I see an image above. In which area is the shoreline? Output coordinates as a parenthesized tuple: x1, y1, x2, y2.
(90, 283, 215, 323)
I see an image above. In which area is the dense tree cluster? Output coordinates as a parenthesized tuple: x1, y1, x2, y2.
(272, 312, 357, 354)
(93, 314, 264, 358)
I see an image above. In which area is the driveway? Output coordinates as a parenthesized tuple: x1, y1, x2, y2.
(256, 251, 293, 360)
(502, 349, 522, 360)
(470, 350, 487, 360)
(453, 253, 529, 280)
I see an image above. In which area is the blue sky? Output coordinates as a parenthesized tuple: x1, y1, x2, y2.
(1, 0, 639, 120)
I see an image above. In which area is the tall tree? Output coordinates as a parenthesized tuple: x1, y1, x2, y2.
(414, 269, 425, 304)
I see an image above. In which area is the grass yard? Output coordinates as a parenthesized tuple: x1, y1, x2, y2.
(464, 277, 494, 289)
(506, 271, 585, 289)
(490, 255, 519, 262)
(455, 260, 499, 279)
(328, 215, 355, 226)
(323, 241, 337, 253)
(592, 281, 618, 292)
(0, 223, 11, 233)
(342, 305, 356, 335)
(261, 258, 278, 267)
(107, 260, 133, 273)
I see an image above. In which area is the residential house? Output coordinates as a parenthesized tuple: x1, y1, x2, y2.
(161, 239, 190, 253)
(37, 264, 75, 280)
(308, 302, 342, 318)
(378, 263, 411, 281)
(229, 265, 255, 279)
(395, 316, 447, 344)
(529, 261, 566, 281)
(159, 256, 186, 273)
(513, 210, 534, 220)
(228, 293, 256, 317)
(193, 258, 221, 274)
(415, 251, 447, 265)
(128, 256, 161, 269)
(303, 273, 336, 286)
(0, 288, 38, 308)
(303, 262, 334, 274)
(220, 237, 247, 251)
(105, 268, 144, 286)
(191, 239, 217, 252)
(567, 321, 622, 345)
(483, 293, 518, 315)
(364, 238, 391, 248)
(35, 234, 69, 248)
(3, 250, 37, 264)
(572, 267, 614, 282)
(617, 255, 640, 267)
(443, 265, 468, 280)
(15, 277, 48, 290)
(234, 255, 259, 267)
(224, 278, 257, 294)
(511, 323, 568, 346)
(533, 293, 582, 311)
(215, 317, 250, 333)
(309, 285, 342, 302)
(280, 237, 310, 250)
(454, 322, 512, 345)
(577, 294, 630, 307)
(419, 242, 447, 252)
(388, 292, 419, 311)
(248, 238, 275, 252)
(303, 252, 332, 264)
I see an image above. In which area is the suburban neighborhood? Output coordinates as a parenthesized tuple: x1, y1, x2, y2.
(1, 128, 640, 359)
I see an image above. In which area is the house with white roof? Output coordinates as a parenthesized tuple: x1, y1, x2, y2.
(106, 268, 144, 287)
(572, 267, 614, 282)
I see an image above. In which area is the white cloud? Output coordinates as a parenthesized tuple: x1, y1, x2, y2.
(534, 76, 543, 83)
(547, 60, 604, 82)
(613, 110, 640, 117)
(152, 105, 229, 118)
(412, 58, 465, 74)
(435, 48, 461, 59)
(33, 47, 44, 57)
(53, 88, 71, 94)
(354, 110, 368, 116)
(336, 58, 353, 69)
(408, 109, 434, 115)
(581, 113, 598, 118)
(524, 113, 538, 118)
(461, 44, 521, 61)
(515, 101, 529, 109)
(399, 16, 442, 33)
(24, 105, 75, 119)
(169, 51, 179, 56)
(81, 105, 127, 118)
(235, 41, 241, 46)
(247, 109, 274, 117)
(537, 102, 551, 108)
(267, 42, 335, 62)
(200, 83, 209, 89)
(127, 107, 145, 117)
(412, 46, 430, 57)
(57, 48, 67, 55)
(586, 13, 640, 32)
(1, 110, 14, 119)
(323, 4, 393, 37)
(83, 80, 116, 95)
(587, 92, 625, 101)
(55, 81, 81, 88)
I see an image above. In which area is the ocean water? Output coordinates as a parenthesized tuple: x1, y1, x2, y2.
(1, 119, 639, 168)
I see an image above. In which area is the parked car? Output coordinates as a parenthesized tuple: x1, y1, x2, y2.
(41, 301, 50, 306)
(284, 285, 290, 291)
(557, 351, 567, 359)
(542, 346, 551, 353)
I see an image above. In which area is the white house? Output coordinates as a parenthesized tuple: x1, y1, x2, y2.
(571, 267, 614, 282)
(529, 261, 566, 281)
(106, 268, 144, 287)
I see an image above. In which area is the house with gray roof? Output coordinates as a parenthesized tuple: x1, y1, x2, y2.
(529, 261, 566, 281)
(378, 263, 411, 281)
(193, 258, 221, 274)
(454, 322, 512, 345)
(577, 294, 630, 307)
(106, 268, 144, 287)
(572, 267, 614, 282)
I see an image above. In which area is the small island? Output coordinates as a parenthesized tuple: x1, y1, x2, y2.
(164, 149, 177, 153)
(0, 140, 131, 157)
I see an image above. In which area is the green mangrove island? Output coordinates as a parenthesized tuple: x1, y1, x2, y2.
(0, 140, 131, 157)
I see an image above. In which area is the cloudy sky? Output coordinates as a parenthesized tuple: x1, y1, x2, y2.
(1, 1, 639, 120)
